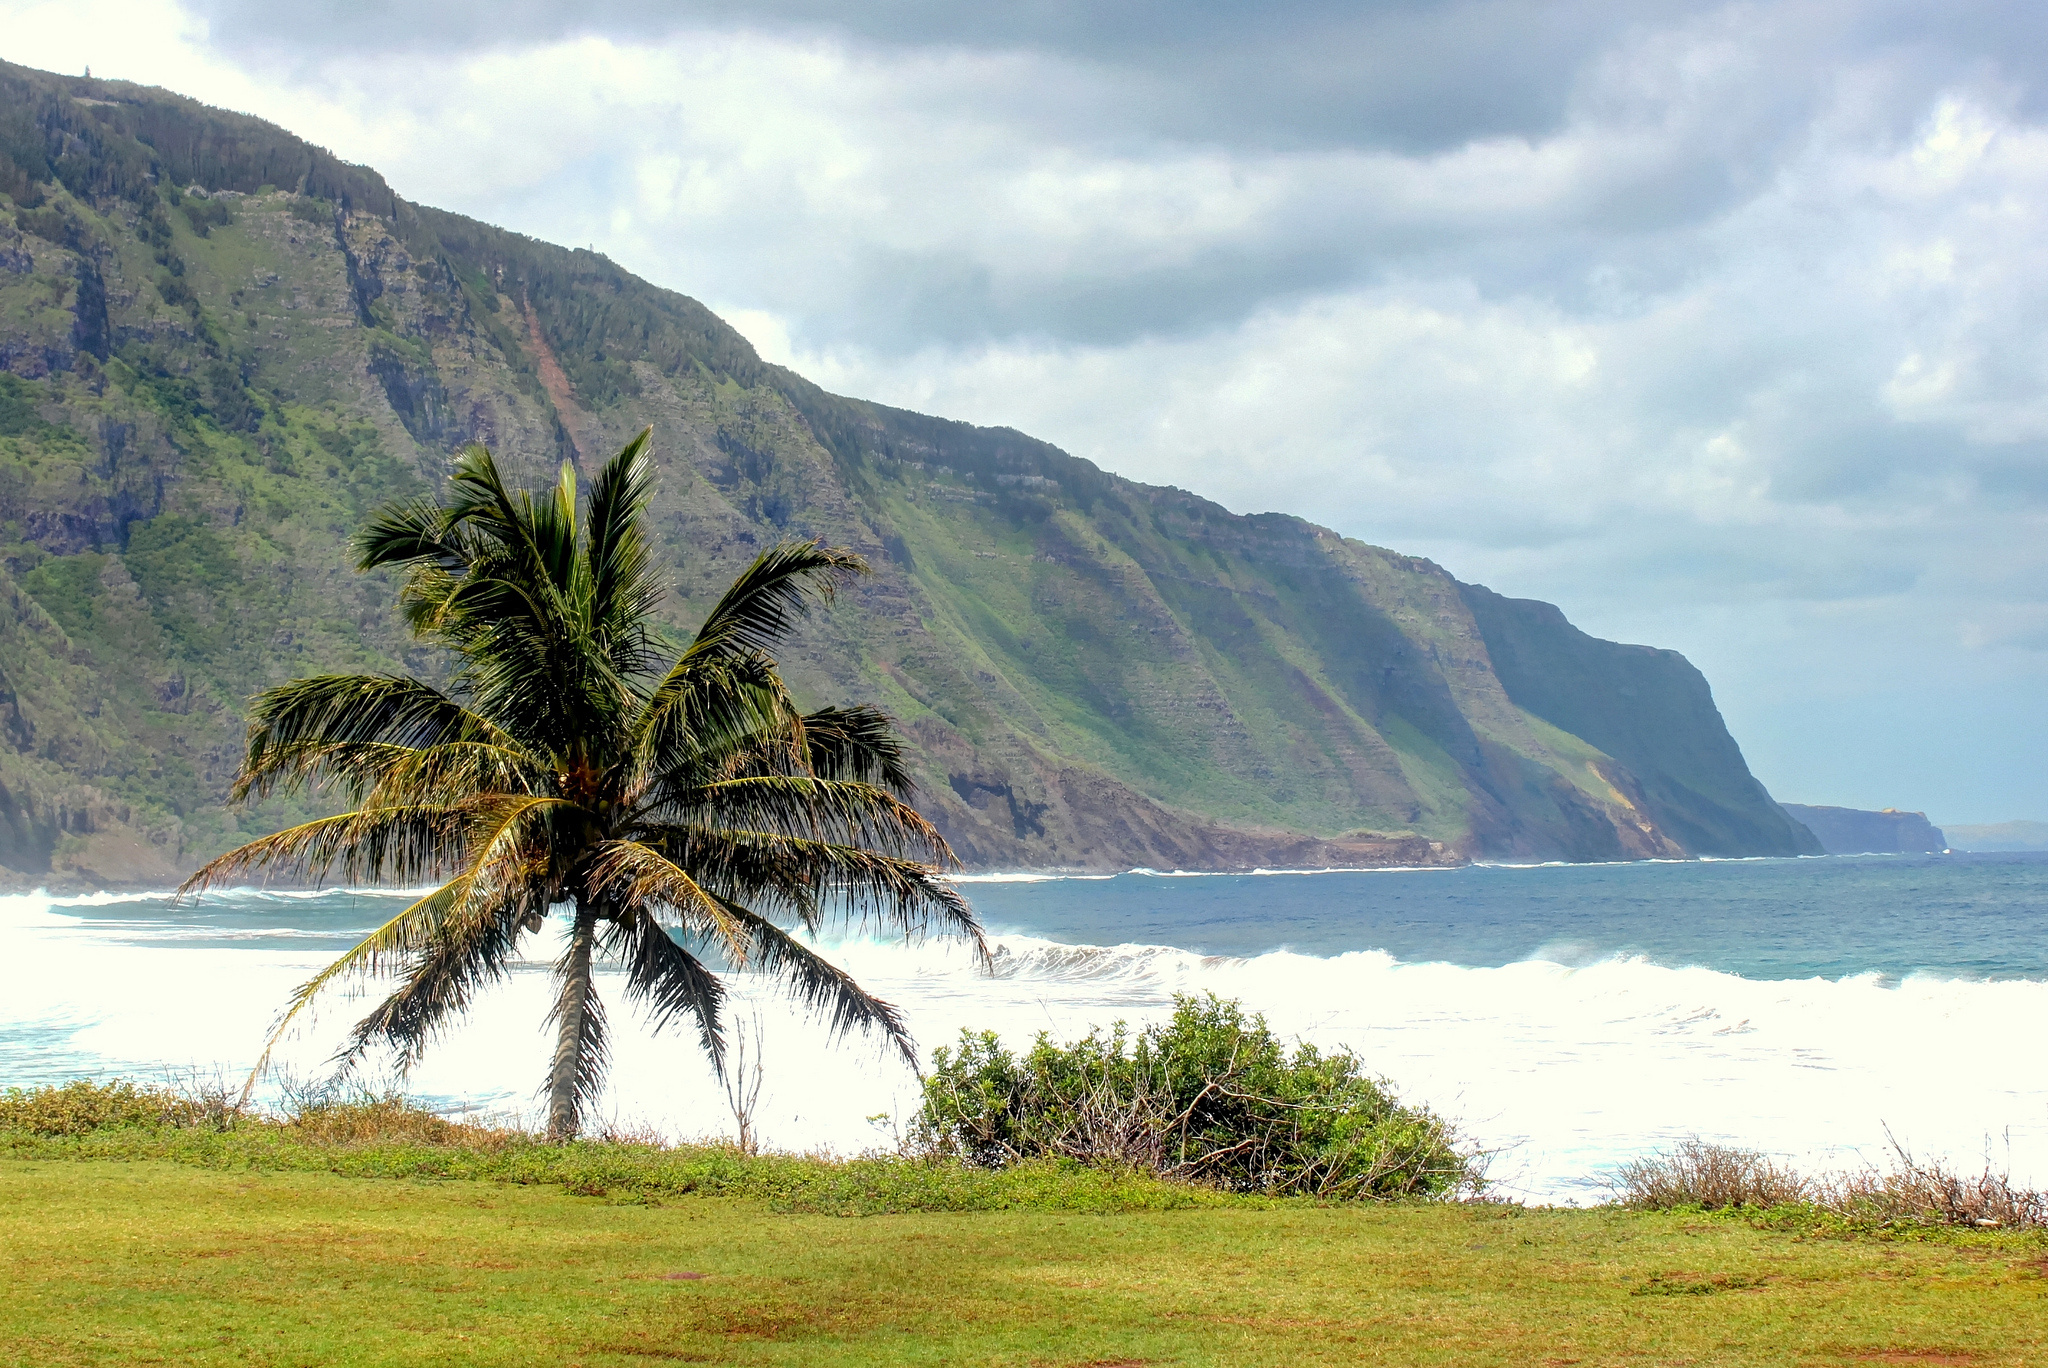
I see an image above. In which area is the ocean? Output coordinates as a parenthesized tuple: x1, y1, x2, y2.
(5, 852, 2044, 1202)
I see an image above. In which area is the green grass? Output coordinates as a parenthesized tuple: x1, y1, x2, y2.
(0, 1082, 1252, 1215)
(5, 1155, 2047, 1366)
(3, 1085, 2045, 1366)
(1, 1124, 1242, 1217)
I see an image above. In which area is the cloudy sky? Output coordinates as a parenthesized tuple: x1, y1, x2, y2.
(8, 0, 2048, 823)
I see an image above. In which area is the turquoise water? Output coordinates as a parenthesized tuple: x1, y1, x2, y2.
(42, 852, 2047, 979)
(966, 853, 2048, 980)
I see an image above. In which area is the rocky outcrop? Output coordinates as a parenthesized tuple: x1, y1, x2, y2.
(1777, 804, 1946, 855)
(1463, 586, 1822, 858)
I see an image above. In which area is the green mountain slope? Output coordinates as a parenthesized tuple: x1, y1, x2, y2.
(0, 60, 1818, 886)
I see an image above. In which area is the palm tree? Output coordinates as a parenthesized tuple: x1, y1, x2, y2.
(182, 430, 982, 1140)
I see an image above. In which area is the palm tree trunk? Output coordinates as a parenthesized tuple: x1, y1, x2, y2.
(546, 905, 599, 1141)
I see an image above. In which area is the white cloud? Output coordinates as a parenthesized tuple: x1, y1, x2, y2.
(7, 0, 2048, 817)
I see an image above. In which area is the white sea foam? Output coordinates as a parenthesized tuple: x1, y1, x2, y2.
(1119, 866, 1458, 877)
(4, 887, 2044, 1202)
(947, 872, 1116, 884)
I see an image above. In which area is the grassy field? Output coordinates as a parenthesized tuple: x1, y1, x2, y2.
(6, 1155, 2047, 1367)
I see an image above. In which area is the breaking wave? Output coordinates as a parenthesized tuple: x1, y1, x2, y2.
(4, 883, 2045, 1202)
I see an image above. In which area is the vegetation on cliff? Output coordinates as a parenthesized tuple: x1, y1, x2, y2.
(0, 58, 1817, 883)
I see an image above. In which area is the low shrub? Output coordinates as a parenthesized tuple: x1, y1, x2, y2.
(1610, 1138, 1810, 1211)
(913, 993, 1479, 1199)
(1613, 1136, 2048, 1230)
(277, 1095, 519, 1150)
(0, 1079, 211, 1136)
(1824, 1149, 2048, 1230)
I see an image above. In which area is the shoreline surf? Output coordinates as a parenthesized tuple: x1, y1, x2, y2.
(6, 855, 2046, 1202)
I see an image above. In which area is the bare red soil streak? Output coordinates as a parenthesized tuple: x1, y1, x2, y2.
(521, 297, 591, 462)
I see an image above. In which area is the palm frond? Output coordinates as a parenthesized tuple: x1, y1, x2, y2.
(584, 839, 747, 958)
(683, 540, 867, 664)
(527, 458, 581, 599)
(180, 806, 465, 892)
(246, 740, 543, 812)
(236, 876, 467, 1102)
(604, 908, 727, 1074)
(584, 430, 662, 657)
(441, 443, 530, 547)
(354, 494, 459, 572)
(328, 795, 571, 1075)
(716, 895, 914, 1066)
(359, 446, 593, 737)
(671, 775, 951, 858)
(235, 675, 511, 802)
(184, 792, 577, 894)
(629, 651, 796, 791)
(458, 794, 582, 895)
(445, 444, 578, 610)
(801, 704, 917, 795)
(337, 890, 530, 1073)
(355, 741, 548, 807)
(635, 826, 984, 960)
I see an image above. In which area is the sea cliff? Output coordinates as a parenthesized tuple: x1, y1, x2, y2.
(1777, 804, 1946, 855)
(0, 60, 1812, 884)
